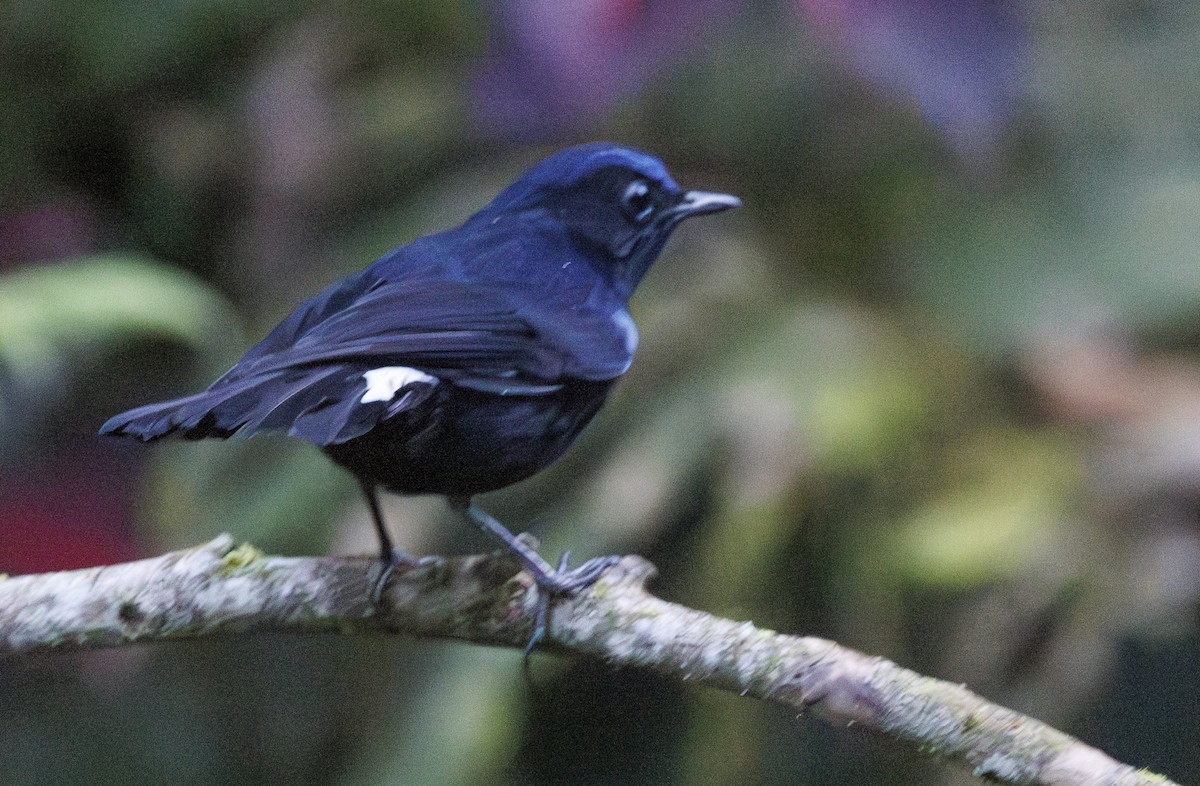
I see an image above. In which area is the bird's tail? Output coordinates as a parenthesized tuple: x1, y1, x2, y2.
(99, 367, 356, 443)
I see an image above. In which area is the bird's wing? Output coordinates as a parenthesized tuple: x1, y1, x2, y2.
(102, 276, 632, 446)
(228, 277, 631, 385)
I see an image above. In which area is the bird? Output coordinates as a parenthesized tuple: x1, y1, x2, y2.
(101, 142, 740, 633)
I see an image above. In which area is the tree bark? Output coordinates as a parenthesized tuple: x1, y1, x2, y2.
(0, 535, 1176, 786)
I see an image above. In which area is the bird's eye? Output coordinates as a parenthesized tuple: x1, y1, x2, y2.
(622, 180, 655, 222)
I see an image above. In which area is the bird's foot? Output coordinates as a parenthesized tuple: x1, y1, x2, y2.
(522, 550, 620, 657)
(371, 548, 437, 605)
(451, 500, 619, 657)
(528, 550, 620, 597)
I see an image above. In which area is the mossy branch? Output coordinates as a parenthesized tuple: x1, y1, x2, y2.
(0, 536, 1174, 786)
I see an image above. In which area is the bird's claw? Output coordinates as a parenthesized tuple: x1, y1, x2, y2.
(370, 549, 437, 606)
(522, 552, 619, 660)
(534, 552, 620, 597)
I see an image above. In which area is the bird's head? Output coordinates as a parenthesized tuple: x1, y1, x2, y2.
(477, 143, 741, 295)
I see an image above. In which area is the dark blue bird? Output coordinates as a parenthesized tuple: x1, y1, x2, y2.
(101, 142, 739, 616)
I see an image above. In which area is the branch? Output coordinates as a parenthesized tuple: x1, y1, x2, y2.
(0, 536, 1174, 786)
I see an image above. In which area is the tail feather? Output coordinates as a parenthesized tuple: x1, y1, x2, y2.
(99, 365, 430, 446)
(98, 373, 286, 441)
(236, 366, 348, 434)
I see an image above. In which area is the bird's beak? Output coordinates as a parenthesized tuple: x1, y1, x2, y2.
(621, 188, 741, 257)
(670, 190, 742, 220)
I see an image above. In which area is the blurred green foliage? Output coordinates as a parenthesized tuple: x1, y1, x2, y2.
(1, 1, 1199, 785)
(0, 255, 236, 450)
(0, 254, 232, 382)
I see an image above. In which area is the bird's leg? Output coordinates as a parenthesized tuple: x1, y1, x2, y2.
(362, 481, 396, 563)
(449, 497, 618, 655)
(449, 497, 619, 597)
(523, 550, 571, 663)
(361, 481, 428, 603)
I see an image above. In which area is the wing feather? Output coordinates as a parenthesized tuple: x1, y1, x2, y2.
(104, 260, 633, 444)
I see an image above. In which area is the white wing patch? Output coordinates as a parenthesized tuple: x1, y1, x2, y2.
(361, 366, 437, 404)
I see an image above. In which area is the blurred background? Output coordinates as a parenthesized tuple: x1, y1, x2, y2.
(2, 0, 1198, 783)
